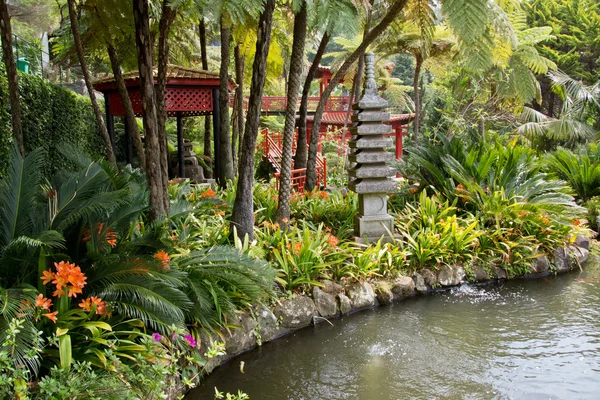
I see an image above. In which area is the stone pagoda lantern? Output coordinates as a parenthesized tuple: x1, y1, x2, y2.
(175, 140, 205, 183)
(348, 52, 398, 243)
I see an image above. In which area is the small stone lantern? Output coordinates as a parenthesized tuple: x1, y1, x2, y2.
(176, 140, 205, 182)
(348, 52, 398, 243)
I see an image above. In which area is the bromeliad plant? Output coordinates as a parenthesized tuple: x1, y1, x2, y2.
(266, 222, 346, 292)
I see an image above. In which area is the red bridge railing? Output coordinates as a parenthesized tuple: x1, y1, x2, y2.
(261, 128, 326, 192)
(232, 96, 351, 115)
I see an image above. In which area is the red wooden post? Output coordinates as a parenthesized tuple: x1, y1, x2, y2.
(395, 125, 402, 159)
(323, 157, 327, 188)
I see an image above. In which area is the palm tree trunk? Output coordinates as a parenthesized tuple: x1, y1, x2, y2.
(276, 0, 307, 228)
(412, 53, 422, 144)
(295, 31, 330, 170)
(66, 0, 116, 164)
(218, 18, 234, 187)
(156, 0, 176, 207)
(106, 43, 146, 170)
(305, 0, 409, 191)
(199, 18, 212, 178)
(231, 0, 276, 241)
(133, 0, 166, 218)
(232, 43, 245, 175)
(0, 0, 23, 156)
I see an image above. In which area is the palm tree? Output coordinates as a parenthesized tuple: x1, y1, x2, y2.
(156, 0, 178, 207)
(217, 14, 234, 186)
(377, 20, 455, 143)
(66, 0, 116, 164)
(199, 17, 213, 178)
(133, 0, 167, 218)
(295, 0, 360, 170)
(0, 0, 24, 156)
(276, 0, 308, 228)
(518, 71, 598, 147)
(84, 0, 147, 169)
(231, 0, 276, 241)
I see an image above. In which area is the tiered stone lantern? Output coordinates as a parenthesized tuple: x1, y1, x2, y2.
(176, 140, 205, 182)
(348, 53, 398, 243)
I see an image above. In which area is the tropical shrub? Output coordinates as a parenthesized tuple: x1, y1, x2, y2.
(341, 240, 408, 281)
(258, 222, 345, 292)
(544, 145, 600, 202)
(290, 190, 357, 240)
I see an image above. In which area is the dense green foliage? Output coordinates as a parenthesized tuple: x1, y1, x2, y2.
(0, 64, 104, 178)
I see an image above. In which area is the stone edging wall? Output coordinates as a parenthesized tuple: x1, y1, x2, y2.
(198, 235, 591, 374)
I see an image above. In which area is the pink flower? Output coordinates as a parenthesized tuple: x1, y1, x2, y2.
(152, 333, 162, 342)
(184, 334, 196, 347)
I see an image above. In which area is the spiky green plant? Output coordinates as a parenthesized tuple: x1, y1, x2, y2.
(174, 246, 279, 329)
(544, 145, 600, 202)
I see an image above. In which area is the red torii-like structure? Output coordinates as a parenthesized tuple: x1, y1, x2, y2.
(93, 65, 235, 179)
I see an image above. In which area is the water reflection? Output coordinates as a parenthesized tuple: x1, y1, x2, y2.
(189, 262, 600, 400)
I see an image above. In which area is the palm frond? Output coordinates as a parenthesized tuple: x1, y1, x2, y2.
(0, 145, 44, 248)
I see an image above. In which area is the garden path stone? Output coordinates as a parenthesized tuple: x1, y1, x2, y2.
(256, 306, 288, 343)
(375, 281, 394, 305)
(392, 276, 415, 297)
(575, 234, 590, 250)
(313, 287, 338, 317)
(413, 273, 427, 292)
(338, 294, 352, 315)
(273, 296, 316, 329)
(532, 255, 550, 274)
(438, 265, 460, 286)
(321, 280, 344, 296)
(225, 313, 258, 356)
(346, 281, 376, 309)
(494, 267, 507, 279)
(472, 264, 489, 281)
(418, 268, 437, 287)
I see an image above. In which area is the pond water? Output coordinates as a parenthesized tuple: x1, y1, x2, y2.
(189, 261, 600, 400)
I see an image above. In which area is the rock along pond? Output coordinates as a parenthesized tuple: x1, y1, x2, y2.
(188, 261, 600, 400)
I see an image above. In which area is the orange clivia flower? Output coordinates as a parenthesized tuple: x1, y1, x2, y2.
(201, 188, 216, 198)
(327, 234, 339, 248)
(43, 311, 58, 323)
(572, 219, 582, 227)
(216, 211, 226, 217)
(41, 269, 55, 286)
(281, 218, 289, 224)
(79, 296, 107, 315)
(286, 242, 302, 256)
(541, 217, 550, 225)
(35, 294, 53, 311)
(318, 191, 329, 199)
(154, 250, 171, 269)
(42, 261, 87, 298)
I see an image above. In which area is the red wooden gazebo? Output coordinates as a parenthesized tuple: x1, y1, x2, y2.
(93, 65, 235, 179)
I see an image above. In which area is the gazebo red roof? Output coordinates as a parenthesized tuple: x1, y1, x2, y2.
(93, 65, 235, 118)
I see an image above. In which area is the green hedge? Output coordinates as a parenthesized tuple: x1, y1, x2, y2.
(0, 63, 106, 178)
